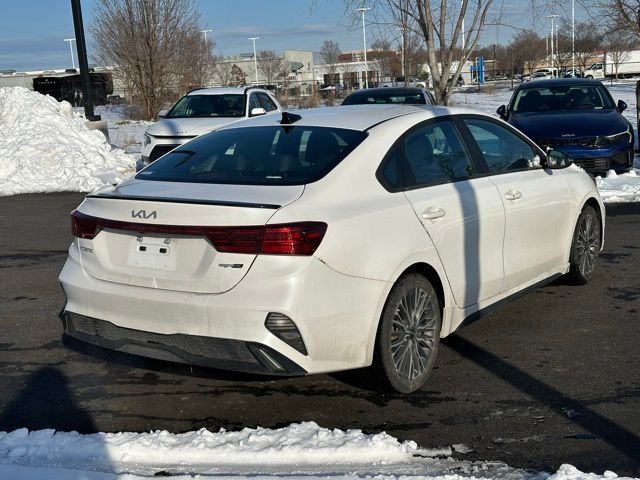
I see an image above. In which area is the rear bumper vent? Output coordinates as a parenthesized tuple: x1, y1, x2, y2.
(265, 312, 308, 355)
(60, 311, 306, 376)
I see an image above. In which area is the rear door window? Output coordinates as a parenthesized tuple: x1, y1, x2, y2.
(402, 120, 475, 187)
(137, 126, 367, 185)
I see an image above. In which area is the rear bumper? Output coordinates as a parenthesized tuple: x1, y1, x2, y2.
(58, 243, 389, 375)
(60, 311, 306, 375)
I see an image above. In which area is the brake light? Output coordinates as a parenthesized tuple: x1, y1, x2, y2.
(70, 211, 327, 256)
(71, 210, 99, 239)
(204, 227, 263, 254)
(259, 223, 327, 255)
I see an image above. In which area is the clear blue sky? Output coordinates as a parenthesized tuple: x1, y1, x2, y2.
(0, 0, 592, 72)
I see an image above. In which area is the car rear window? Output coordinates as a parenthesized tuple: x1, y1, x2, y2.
(137, 126, 368, 185)
(342, 92, 427, 105)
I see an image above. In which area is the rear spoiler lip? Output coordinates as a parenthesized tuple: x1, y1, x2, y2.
(85, 193, 281, 210)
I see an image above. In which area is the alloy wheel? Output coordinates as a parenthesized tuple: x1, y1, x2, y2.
(390, 287, 437, 381)
(575, 211, 599, 278)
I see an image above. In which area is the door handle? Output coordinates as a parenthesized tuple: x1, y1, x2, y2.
(504, 190, 522, 201)
(421, 207, 446, 220)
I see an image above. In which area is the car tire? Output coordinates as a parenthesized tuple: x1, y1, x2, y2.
(372, 273, 441, 394)
(585, 75, 594, 79)
(568, 205, 601, 285)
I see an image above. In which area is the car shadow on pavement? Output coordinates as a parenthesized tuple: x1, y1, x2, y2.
(0, 366, 96, 433)
(0, 366, 114, 473)
(444, 334, 640, 471)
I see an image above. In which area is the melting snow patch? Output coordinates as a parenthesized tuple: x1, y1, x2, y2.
(596, 169, 640, 203)
(0, 87, 135, 196)
(0, 422, 416, 475)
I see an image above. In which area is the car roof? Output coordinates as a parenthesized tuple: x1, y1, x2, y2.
(185, 87, 270, 96)
(217, 104, 486, 132)
(519, 78, 603, 88)
(347, 87, 426, 96)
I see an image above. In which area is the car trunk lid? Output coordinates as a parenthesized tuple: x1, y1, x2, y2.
(75, 181, 304, 294)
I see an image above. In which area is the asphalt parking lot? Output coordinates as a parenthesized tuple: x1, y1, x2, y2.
(0, 192, 639, 475)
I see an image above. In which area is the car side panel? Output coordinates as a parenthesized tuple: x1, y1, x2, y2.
(403, 178, 506, 308)
(489, 168, 573, 292)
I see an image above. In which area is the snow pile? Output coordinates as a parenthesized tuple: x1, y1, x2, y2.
(0, 87, 135, 196)
(548, 464, 631, 480)
(0, 422, 416, 474)
(596, 169, 640, 203)
(0, 423, 637, 480)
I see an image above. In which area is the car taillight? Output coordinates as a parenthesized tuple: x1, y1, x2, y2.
(71, 210, 99, 239)
(205, 222, 327, 255)
(203, 227, 263, 254)
(70, 211, 326, 256)
(259, 223, 327, 255)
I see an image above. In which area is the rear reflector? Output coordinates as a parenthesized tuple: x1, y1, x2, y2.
(265, 312, 308, 355)
(71, 210, 326, 256)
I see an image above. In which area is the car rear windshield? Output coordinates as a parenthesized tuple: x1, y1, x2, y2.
(512, 84, 615, 112)
(342, 91, 427, 105)
(136, 126, 368, 185)
(166, 94, 246, 118)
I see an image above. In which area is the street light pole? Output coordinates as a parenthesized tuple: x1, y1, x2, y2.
(572, 0, 575, 73)
(70, 0, 99, 121)
(201, 29, 212, 45)
(397, 26, 405, 83)
(64, 38, 76, 69)
(546, 35, 549, 68)
(461, 0, 466, 50)
(356, 7, 370, 89)
(556, 25, 562, 74)
(249, 37, 260, 85)
(548, 14, 558, 71)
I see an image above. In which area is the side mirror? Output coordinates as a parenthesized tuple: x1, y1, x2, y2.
(617, 99, 627, 112)
(545, 149, 573, 169)
(496, 105, 507, 118)
(250, 107, 267, 116)
(158, 109, 168, 119)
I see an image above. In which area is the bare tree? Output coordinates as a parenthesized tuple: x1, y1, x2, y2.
(371, 38, 398, 78)
(179, 35, 216, 90)
(257, 50, 288, 86)
(574, 21, 602, 72)
(92, 0, 208, 120)
(212, 54, 235, 86)
(350, 0, 495, 105)
(319, 40, 342, 82)
(604, 1, 640, 39)
(509, 30, 546, 75)
(605, 30, 636, 78)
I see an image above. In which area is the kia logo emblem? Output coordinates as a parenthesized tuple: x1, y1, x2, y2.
(131, 209, 157, 219)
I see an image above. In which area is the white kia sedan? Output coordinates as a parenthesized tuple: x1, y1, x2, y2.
(59, 105, 604, 393)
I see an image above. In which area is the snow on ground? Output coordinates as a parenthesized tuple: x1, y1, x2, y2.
(451, 80, 640, 203)
(0, 87, 136, 196)
(597, 169, 640, 202)
(93, 104, 152, 159)
(0, 423, 636, 480)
